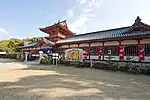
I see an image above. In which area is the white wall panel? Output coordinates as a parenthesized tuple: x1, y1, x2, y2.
(140, 38, 150, 44)
(79, 43, 89, 47)
(104, 41, 119, 46)
(91, 42, 102, 47)
(70, 44, 78, 47)
(61, 45, 69, 48)
(121, 40, 138, 45)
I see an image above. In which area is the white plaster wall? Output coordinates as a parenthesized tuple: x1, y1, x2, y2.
(70, 44, 78, 48)
(91, 42, 102, 47)
(140, 38, 150, 44)
(61, 45, 69, 48)
(79, 43, 89, 47)
(90, 55, 99, 59)
(104, 41, 119, 46)
(83, 56, 90, 60)
(104, 56, 119, 60)
(121, 40, 138, 45)
(143, 56, 150, 62)
(124, 56, 139, 61)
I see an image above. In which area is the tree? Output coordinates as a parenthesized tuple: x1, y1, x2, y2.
(0, 36, 43, 53)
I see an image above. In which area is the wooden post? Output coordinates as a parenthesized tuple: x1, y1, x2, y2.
(89, 43, 91, 60)
(78, 44, 80, 48)
(102, 42, 104, 60)
(137, 39, 140, 62)
(90, 59, 93, 68)
(24, 52, 28, 62)
(69, 44, 70, 49)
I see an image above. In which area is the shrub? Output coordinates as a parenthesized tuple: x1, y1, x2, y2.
(80, 62, 90, 68)
(40, 54, 49, 64)
(64, 61, 72, 66)
(59, 57, 65, 64)
(20, 54, 25, 61)
(93, 62, 107, 69)
(16, 53, 22, 60)
(48, 56, 52, 64)
(9, 54, 17, 59)
(71, 61, 81, 67)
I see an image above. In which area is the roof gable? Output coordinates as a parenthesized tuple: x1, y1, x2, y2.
(124, 16, 150, 34)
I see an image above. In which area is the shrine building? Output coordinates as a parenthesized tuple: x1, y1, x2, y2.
(19, 16, 150, 62)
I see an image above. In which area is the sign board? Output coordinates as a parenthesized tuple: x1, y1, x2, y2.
(52, 53, 59, 59)
(0, 52, 6, 54)
(52, 53, 59, 66)
(52, 57, 59, 59)
(108, 50, 112, 55)
(65, 48, 83, 62)
(90, 55, 99, 59)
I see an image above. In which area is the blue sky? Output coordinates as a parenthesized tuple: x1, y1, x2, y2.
(0, 0, 150, 40)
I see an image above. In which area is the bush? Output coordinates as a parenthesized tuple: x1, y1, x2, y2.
(16, 54, 20, 60)
(40, 54, 49, 64)
(48, 56, 52, 64)
(64, 61, 72, 66)
(59, 57, 65, 64)
(20, 54, 25, 61)
(80, 62, 90, 68)
(40, 54, 53, 65)
(40, 58, 48, 64)
(93, 62, 107, 69)
(70, 61, 90, 68)
(9, 54, 17, 59)
(71, 61, 81, 67)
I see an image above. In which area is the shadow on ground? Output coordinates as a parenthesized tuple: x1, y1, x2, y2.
(0, 60, 150, 100)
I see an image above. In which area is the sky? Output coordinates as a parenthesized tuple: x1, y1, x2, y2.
(0, 0, 150, 40)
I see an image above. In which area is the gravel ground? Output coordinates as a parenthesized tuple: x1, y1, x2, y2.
(0, 58, 150, 100)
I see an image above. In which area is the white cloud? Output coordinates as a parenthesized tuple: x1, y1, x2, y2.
(65, 0, 150, 34)
(66, 0, 101, 34)
(0, 28, 10, 40)
(0, 28, 8, 34)
(67, 9, 74, 18)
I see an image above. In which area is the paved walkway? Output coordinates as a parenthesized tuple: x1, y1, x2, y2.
(0, 58, 150, 100)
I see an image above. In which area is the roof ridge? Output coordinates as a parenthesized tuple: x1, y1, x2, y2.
(64, 26, 130, 39)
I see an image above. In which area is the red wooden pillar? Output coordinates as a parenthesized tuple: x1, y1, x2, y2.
(138, 40, 144, 61)
(89, 43, 91, 60)
(98, 47, 103, 60)
(119, 41, 124, 61)
(102, 42, 104, 60)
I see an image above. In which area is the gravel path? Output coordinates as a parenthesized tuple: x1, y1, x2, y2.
(0, 58, 150, 100)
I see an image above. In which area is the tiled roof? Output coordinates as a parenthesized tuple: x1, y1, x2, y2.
(18, 42, 39, 48)
(56, 27, 131, 43)
(57, 25, 150, 44)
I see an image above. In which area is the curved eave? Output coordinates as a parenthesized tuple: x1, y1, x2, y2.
(39, 24, 57, 34)
(56, 34, 150, 45)
(39, 28, 48, 34)
(40, 24, 75, 36)
(18, 42, 40, 49)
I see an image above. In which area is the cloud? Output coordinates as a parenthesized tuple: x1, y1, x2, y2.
(65, 0, 150, 34)
(65, 0, 101, 34)
(0, 28, 8, 34)
(0, 28, 10, 40)
(66, 9, 74, 18)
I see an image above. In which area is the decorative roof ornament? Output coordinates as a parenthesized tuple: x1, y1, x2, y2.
(135, 16, 141, 23)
